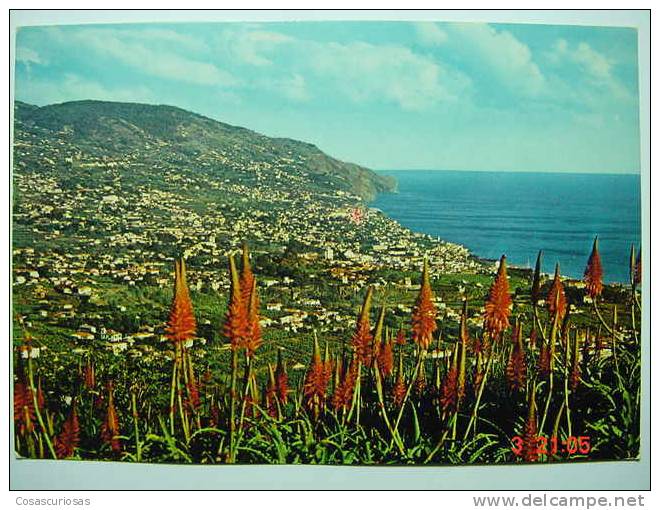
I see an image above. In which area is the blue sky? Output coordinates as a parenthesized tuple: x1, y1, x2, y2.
(14, 21, 640, 173)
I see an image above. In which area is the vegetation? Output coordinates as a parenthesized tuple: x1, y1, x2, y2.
(13, 239, 641, 465)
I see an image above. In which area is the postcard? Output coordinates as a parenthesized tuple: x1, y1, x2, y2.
(12, 14, 643, 471)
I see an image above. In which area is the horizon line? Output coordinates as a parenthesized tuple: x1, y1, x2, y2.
(374, 168, 641, 176)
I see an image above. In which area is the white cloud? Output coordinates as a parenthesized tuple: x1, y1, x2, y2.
(133, 28, 211, 53)
(50, 27, 238, 87)
(16, 46, 42, 65)
(16, 46, 43, 74)
(444, 23, 546, 97)
(220, 29, 293, 66)
(276, 73, 310, 102)
(217, 27, 470, 110)
(92, 31, 236, 86)
(306, 41, 470, 110)
(551, 39, 612, 79)
(414, 23, 448, 46)
(546, 39, 631, 100)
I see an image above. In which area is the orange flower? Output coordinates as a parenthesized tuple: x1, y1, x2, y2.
(377, 337, 394, 378)
(472, 333, 487, 356)
(13, 379, 35, 436)
(185, 378, 201, 413)
(547, 263, 567, 320)
(83, 358, 95, 390)
(332, 358, 358, 412)
(100, 383, 121, 453)
(351, 287, 374, 365)
(522, 389, 538, 463)
(392, 353, 407, 408)
(529, 327, 538, 350)
(411, 258, 437, 350)
(165, 259, 197, 344)
(440, 365, 458, 416)
(275, 349, 288, 405)
(395, 328, 407, 346)
(537, 340, 551, 379)
(414, 360, 427, 397)
(55, 403, 80, 459)
(224, 254, 249, 351)
(584, 237, 604, 298)
(303, 338, 331, 416)
(506, 320, 527, 392)
(483, 255, 512, 338)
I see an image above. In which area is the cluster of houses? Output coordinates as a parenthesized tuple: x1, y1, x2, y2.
(12, 120, 486, 361)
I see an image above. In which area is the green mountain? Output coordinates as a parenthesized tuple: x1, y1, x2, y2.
(13, 100, 395, 201)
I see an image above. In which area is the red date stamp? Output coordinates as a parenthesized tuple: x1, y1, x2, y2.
(511, 435, 591, 456)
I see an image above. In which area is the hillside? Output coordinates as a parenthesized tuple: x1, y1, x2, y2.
(13, 100, 395, 201)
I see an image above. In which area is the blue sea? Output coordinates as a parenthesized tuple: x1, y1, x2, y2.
(373, 170, 641, 283)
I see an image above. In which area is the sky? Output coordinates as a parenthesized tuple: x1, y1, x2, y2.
(13, 21, 640, 173)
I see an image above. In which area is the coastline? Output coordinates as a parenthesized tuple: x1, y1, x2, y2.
(370, 170, 639, 284)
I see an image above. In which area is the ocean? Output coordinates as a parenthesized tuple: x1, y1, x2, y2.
(373, 170, 641, 283)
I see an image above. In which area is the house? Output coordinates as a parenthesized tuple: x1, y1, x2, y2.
(78, 286, 93, 296)
(100, 328, 122, 342)
(72, 331, 94, 341)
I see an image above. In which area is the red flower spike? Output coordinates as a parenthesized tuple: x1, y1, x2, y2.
(165, 259, 197, 344)
(522, 389, 539, 462)
(483, 255, 512, 339)
(547, 263, 567, 320)
(13, 379, 36, 436)
(506, 319, 527, 391)
(584, 237, 604, 298)
(83, 358, 96, 390)
(224, 254, 249, 351)
(275, 349, 289, 405)
(377, 337, 394, 378)
(332, 358, 358, 412)
(303, 337, 330, 417)
(55, 403, 80, 459)
(412, 258, 437, 350)
(537, 340, 551, 379)
(351, 287, 374, 365)
(440, 365, 458, 416)
(100, 383, 121, 453)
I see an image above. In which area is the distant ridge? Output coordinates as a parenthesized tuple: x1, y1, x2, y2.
(13, 99, 396, 201)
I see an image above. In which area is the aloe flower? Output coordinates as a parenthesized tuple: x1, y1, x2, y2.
(584, 237, 604, 298)
(483, 255, 512, 338)
(165, 258, 197, 344)
(547, 263, 567, 320)
(412, 258, 437, 350)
